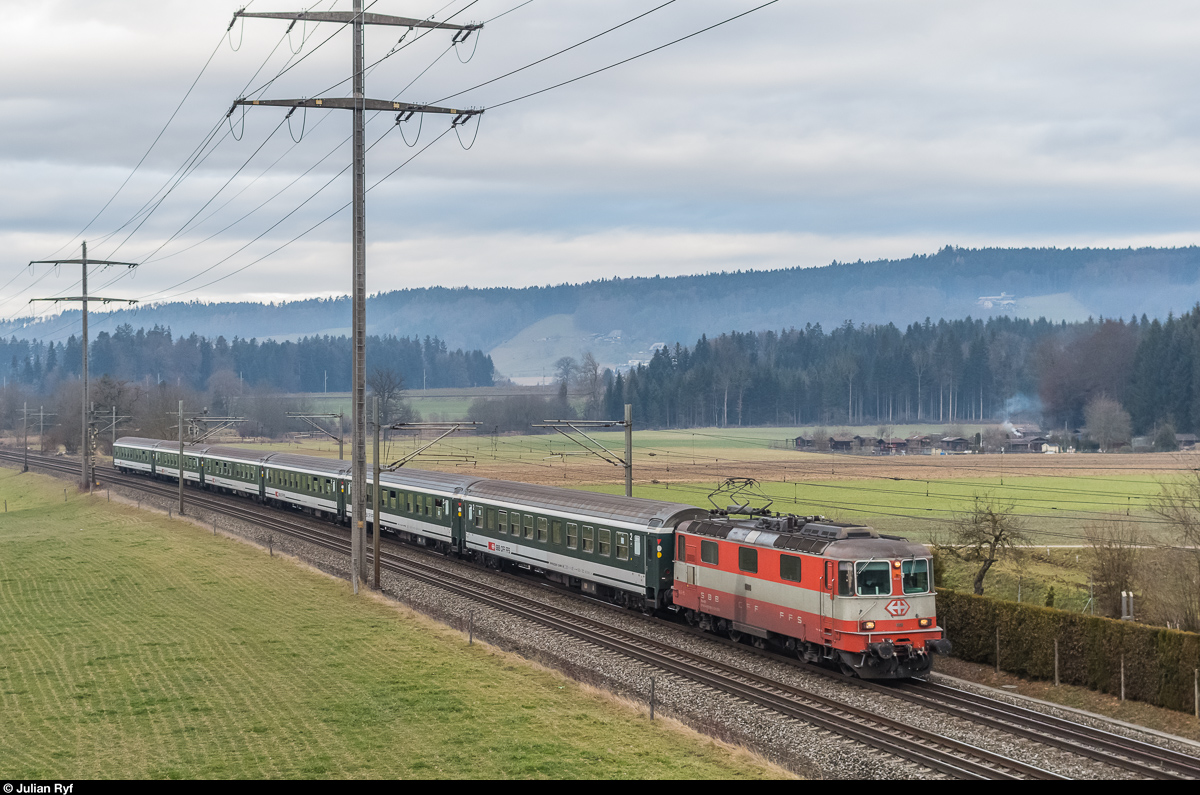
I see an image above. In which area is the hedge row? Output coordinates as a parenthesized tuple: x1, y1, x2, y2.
(936, 588, 1200, 713)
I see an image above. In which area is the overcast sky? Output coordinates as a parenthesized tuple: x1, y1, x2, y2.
(3, 0, 1200, 326)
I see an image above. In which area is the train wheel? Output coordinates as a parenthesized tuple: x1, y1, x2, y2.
(728, 630, 742, 644)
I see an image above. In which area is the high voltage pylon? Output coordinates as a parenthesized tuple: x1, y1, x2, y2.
(230, 4, 483, 591)
(29, 242, 138, 491)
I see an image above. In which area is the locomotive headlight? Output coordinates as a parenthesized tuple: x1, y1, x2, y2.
(918, 618, 932, 628)
(861, 621, 875, 631)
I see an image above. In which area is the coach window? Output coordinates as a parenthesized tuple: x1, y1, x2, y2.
(523, 515, 535, 540)
(511, 513, 522, 536)
(473, 507, 483, 529)
(551, 520, 563, 545)
(425, 495, 433, 516)
(700, 540, 718, 566)
(498, 510, 507, 532)
(780, 554, 802, 583)
(567, 523, 578, 549)
(487, 508, 497, 531)
(902, 559, 930, 594)
(582, 525, 595, 553)
(856, 561, 891, 596)
(537, 517, 548, 542)
(598, 529, 611, 557)
(738, 547, 758, 574)
(615, 532, 629, 561)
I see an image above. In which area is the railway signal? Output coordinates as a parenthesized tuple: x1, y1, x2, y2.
(230, 3, 484, 586)
(28, 242, 138, 491)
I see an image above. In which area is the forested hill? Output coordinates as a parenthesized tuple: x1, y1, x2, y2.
(6, 245, 1199, 378)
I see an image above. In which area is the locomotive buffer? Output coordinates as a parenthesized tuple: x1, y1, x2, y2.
(231, 4, 482, 591)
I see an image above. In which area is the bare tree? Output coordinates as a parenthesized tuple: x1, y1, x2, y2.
(1085, 519, 1143, 618)
(554, 356, 577, 387)
(368, 367, 405, 425)
(206, 369, 242, 416)
(940, 494, 1030, 595)
(1150, 473, 1200, 630)
(579, 351, 602, 419)
(1084, 394, 1132, 452)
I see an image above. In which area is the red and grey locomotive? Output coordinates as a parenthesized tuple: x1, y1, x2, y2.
(671, 512, 950, 678)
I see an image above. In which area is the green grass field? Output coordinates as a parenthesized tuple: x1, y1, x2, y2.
(0, 468, 784, 779)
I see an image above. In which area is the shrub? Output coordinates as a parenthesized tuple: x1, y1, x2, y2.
(937, 588, 1200, 712)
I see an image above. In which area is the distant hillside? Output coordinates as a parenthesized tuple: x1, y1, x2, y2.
(6, 245, 1199, 378)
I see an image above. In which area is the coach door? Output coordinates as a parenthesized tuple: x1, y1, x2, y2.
(820, 560, 836, 638)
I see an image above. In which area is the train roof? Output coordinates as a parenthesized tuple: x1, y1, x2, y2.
(464, 479, 707, 530)
(677, 516, 929, 558)
(203, 445, 273, 463)
(262, 451, 349, 476)
(378, 467, 484, 495)
(116, 436, 184, 450)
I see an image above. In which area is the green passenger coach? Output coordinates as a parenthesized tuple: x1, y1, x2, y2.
(112, 437, 707, 610)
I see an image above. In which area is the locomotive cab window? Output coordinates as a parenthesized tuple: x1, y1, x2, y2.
(856, 561, 892, 596)
(902, 559, 930, 594)
(700, 540, 718, 566)
(738, 547, 758, 574)
(838, 561, 854, 596)
(780, 554, 802, 583)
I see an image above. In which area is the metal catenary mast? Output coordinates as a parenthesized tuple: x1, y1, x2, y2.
(232, 5, 482, 590)
(29, 242, 138, 491)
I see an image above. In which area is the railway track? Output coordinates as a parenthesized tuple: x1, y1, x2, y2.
(6, 449, 1194, 778)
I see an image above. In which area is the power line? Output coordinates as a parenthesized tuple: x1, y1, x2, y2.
(487, 0, 780, 110)
(433, 0, 678, 105)
(38, 18, 236, 261)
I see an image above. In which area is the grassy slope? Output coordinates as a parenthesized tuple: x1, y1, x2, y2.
(0, 468, 783, 779)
